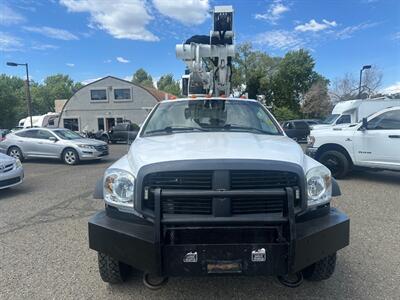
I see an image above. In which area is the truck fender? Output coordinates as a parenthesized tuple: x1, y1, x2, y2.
(332, 178, 341, 197)
(93, 178, 103, 199)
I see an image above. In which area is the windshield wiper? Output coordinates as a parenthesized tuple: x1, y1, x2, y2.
(223, 124, 278, 135)
(145, 126, 208, 135)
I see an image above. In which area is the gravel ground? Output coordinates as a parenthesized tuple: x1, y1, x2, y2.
(0, 144, 399, 299)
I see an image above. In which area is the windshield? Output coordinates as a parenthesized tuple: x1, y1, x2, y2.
(321, 114, 340, 124)
(142, 99, 282, 136)
(53, 129, 83, 140)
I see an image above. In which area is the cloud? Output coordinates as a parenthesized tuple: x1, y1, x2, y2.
(0, 4, 25, 25)
(153, 0, 210, 25)
(31, 43, 59, 50)
(104, 59, 112, 63)
(382, 82, 400, 95)
(60, 0, 159, 41)
(336, 22, 379, 39)
(116, 56, 130, 63)
(391, 31, 400, 41)
(295, 19, 337, 32)
(23, 26, 79, 40)
(66, 63, 75, 67)
(254, 30, 304, 50)
(255, 0, 289, 24)
(0, 32, 23, 51)
(124, 75, 133, 81)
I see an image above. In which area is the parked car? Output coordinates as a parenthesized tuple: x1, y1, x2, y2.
(98, 123, 139, 144)
(307, 106, 400, 178)
(0, 152, 24, 190)
(89, 98, 349, 288)
(0, 129, 10, 142)
(0, 128, 109, 165)
(282, 120, 312, 141)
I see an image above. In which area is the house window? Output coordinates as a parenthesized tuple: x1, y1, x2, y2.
(114, 88, 131, 100)
(98, 118, 105, 131)
(90, 89, 107, 101)
(63, 118, 79, 131)
(116, 118, 123, 124)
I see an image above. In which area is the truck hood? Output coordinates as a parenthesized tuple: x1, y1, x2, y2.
(128, 132, 305, 173)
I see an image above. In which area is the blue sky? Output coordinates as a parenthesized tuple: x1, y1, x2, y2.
(1, 0, 399, 93)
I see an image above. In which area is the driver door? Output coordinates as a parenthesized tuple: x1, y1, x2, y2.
(353, 109, 400, 168)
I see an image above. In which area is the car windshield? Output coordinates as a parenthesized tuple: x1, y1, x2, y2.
(142, 99, 282, 136)
(321, 114, 340, 124)
(53, 129, 83, 140)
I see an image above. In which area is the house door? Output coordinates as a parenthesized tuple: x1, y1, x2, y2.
(106, 118, 115, 131)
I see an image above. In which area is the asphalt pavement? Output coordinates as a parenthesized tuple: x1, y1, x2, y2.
(0, 144, 399, 299)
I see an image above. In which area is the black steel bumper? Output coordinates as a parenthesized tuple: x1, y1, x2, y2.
(88, 207, 349, 276)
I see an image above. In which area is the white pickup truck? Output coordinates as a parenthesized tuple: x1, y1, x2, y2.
(307, 106, 400, 178)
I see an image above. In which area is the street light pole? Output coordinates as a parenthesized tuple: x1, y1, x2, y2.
(358, 65, 372, 99)
(6, 62, 33, 127)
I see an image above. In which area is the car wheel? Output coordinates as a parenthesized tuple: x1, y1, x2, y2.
(7, 146, 24, 161)
(97, 252, 132, 284)
(319, 150, 349, 179)
(303, 252, 337, 281)
(63, 148, 79, 165)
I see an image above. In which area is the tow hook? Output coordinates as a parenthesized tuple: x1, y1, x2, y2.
(143, 273, 169, 290)
(277, 272, 303, 288)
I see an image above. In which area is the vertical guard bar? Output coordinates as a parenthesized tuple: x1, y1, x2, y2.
(285, 187, 296, 271)
(154, 188, 163, 275)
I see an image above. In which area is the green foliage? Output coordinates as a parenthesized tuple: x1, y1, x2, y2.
(0, 75, 26, 128)
(272, 106, 301, 122)
(157, 74, 181, 96)
(132, 68, 154, 88)
(0, 74, 81, 129)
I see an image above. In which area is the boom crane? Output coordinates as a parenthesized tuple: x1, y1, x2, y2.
(176, 6, 235, 97)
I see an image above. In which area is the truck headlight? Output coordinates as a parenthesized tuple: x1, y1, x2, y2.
(15, 159, 22, 169)
(103, 169, 135, 207)
(306, 166, 332, 208)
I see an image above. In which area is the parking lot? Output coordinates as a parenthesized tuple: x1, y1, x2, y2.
(0, 144, 399, 300)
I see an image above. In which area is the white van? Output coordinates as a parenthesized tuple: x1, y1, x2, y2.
(312, 97, 400, 130)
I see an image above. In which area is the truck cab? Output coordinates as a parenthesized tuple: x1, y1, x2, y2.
(88, 98, 349, 288)
(307, 106, 400, 178)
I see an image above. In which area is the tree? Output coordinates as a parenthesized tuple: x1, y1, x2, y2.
(264, 50, 317, 111)
(31, 74, 79, 113)
(0, 75, 25, 128)
(132, 68, 154, 88)
(157, 74, 181, 96)
(301, 78, 333, 118)
(330, 66, 383, 102)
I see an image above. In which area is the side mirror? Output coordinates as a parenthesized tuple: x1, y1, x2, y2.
(49, 136, 57, 142)
(361, 118, 368, 130)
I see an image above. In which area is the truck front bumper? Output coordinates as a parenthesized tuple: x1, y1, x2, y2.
(88, 207, 349, 276)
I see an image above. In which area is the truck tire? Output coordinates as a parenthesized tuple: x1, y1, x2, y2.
(319, 150, 349, 178)
(302, 252, 337, 281)
(97, 252, 132, 284)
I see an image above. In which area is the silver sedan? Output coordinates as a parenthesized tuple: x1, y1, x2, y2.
(0, 128, 109, 165)
(0, 152, 24, 189)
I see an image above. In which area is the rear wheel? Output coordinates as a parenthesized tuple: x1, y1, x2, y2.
(62, 148, 79, 165)
(98, 252, 132, 284)
(7, 146, 24, 161)
(319, 150, 349, 178)
(303, 253, 337, 281)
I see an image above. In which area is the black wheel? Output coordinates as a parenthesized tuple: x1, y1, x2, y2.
(100, 135, 109, 144)
(7, 146, 24, 161)
(319, 150, 349, 179)
(97, 252, 132, 284)
(62, 148, 79, 165)
(303, 253, 337, 281)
